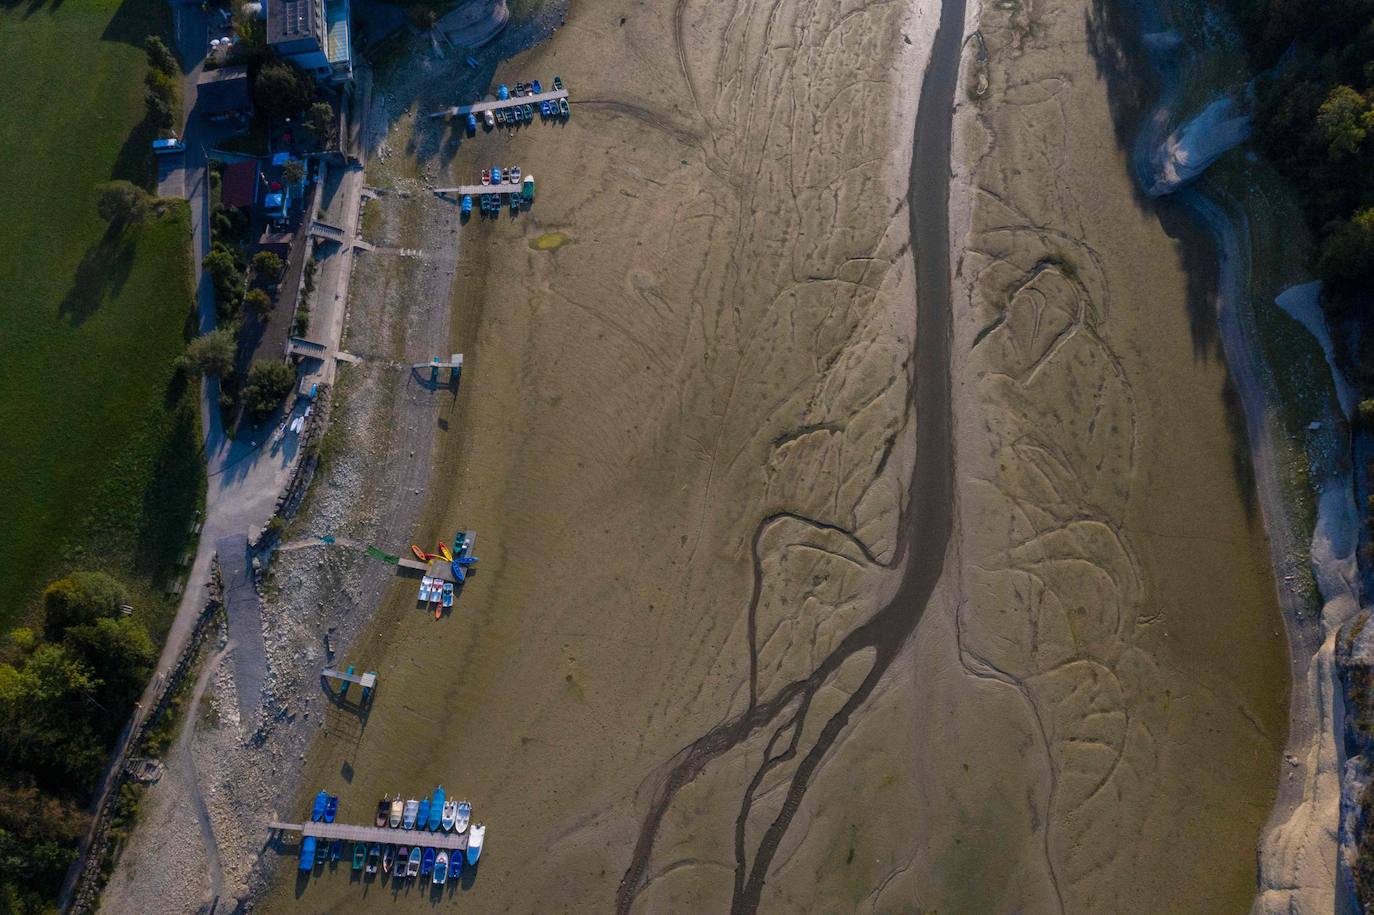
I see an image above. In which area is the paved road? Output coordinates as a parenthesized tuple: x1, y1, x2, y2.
(217, 534, 268, 727)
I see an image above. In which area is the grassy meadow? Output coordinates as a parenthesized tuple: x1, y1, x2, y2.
(0, 0, 203, 637)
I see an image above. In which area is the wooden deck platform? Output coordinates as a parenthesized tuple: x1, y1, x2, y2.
(430, 88, 569, 119)
(269, 820, 470, 851)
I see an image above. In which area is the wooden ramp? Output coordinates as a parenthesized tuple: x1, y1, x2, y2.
(269, 820, 471, 851)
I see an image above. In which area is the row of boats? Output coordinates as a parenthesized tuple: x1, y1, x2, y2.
(299, 836, 481, 885)
(376, 789, 469, 832)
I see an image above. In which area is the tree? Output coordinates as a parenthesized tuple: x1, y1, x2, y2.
(305, 101, 336, 146)
(253, 60, 315, 121)
(204, 247, 245, 313)
(245, 288, 273, 317)
(182, 328, 238, 377)
(143, 35, 177, 75)
(41, 572, 128, 639)
(1320, 207, 1374, 290)
(95, 181, 149, 225)
(1316, 85, 1370, 157)
(63, 618, 154, 712)
(281, 158, 305, 188)
(242, 360, 296, 419)
(253, 250, 285, 280)
(144, 89, 174, 129)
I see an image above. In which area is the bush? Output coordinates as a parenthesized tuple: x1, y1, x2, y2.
(245, 288, 272, 317)
(96, 181, 149, 225)
(281, 158, 305, 188)
(204, 247, 245, 315)
(144, 90, 173, 129)
(143, 36, 177, 75)
(181, 328, 238, 377)
(305, 101, 336, 146)
(62, 617, 155, 711)
(242, 360, 296, 420)
(41, 572, 129, 639)
(252, 251, 284, 281)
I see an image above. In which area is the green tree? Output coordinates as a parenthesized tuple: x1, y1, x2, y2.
(182, 328, 238, 377)
(1320, 207, 1374, 289)
(143, 35, 177, 75)
(41, 572, 128, 639)
(253, 60, 315, 121)
(242, 360, 296, 419)
(1317, 85, 1370, 157)
(145, 89, 174, 129)
(305, 101, 336, 146)
(253, 250, 285, 280)
(281, 158, 305, 188)
(245, 288, 273, 317)
(63, 617, 154, 711)
(95, 181, 149, 225)
(204, 247, 245, 313)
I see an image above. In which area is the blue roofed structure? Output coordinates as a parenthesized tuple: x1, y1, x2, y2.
(266, 0, 352, 84)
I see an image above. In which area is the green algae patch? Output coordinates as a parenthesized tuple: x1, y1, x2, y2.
(530, 231, 572, 251)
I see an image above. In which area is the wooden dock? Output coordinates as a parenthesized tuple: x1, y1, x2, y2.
(433, 183, 525, 198)
(321, 668, 377, 689)
(269, 820, 470, 851)
(430, 88, 569, 119)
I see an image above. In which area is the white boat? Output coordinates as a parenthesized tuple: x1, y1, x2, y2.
(441, 800, 457, 831)
(419, 576, 433, 601)
(454, 800, 471, 833)
(433, 851, 449, 884)
(403, 798, 419, 829)
(466, 823, 485, 864)
(389, 796, 403, 828)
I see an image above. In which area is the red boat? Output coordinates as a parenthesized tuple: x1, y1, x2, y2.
(411, 545, 428, 562)
(480, 169, 490, 185)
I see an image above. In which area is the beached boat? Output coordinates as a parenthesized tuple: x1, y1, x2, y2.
(299, 836, 316, 871)
(455, 800, 471, 833)
(403, 798, 419, 829)
(311, 790, 328, 822)
(324, 794, 338, 823)
(442, 581, 454, 609)
(376, 796, 389, 827)
(421, 847, 435, 876)
(440, 543, 454, 562)
(430, 787, 445, 830)
(441, 800, 457, 831)
(560, 98, 570, 117)
(389, 796, 403, 828)
(418, 796, 430, 828)
(480, 169, 490, 186)
(329, 838, 342, 862)
(365, 843, 380, 874)
(393, 845, 406, 877)
(466, 823, 485, 864)
(382, 844, 395, 874)
(553, 75, 563, 91)
(352, 841, 366, 870)
(408, 846, 422, 876)
(433, 851, 449, 884)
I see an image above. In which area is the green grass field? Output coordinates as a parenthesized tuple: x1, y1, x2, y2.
(0, 0, 203, 637)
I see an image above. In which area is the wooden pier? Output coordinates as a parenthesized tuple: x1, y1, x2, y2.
(321, 668, 377, 690)
(269, 820, 471, 851)
(433, 183, 525, 198)
(430, 88, 569, 119)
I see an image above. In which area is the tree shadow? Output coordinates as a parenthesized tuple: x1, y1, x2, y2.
(1156, 196, 1222, 359)
(100, 0, 168, 48)
(57, 224, 138, 326)
(1220, 367, 1258, 520)
(134, 398, 204, 576)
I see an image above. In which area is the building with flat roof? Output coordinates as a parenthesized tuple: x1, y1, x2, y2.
(266, 0, 352, 84)
(196, 65, 253, 120)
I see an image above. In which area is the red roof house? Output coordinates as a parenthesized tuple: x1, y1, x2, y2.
(221, 160, 259, 209)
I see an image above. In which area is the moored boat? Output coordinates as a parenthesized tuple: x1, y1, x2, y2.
(466, 823, 485, 864)
(455, 800, 471, 833)
(352, 841, 366, 870)
(365, 843, 380, 874)
(442, 581, 454, 610)
(403, 798, 419, 829)
(418, 796, 430, 828)
(441, 800, 457, 831)
(430, 787, 445, 830)
(376, 796, 389, 827)
(421, 847, 435, 876)
(433, 851, 449, 884)
(389, 796, 403, 828)
(394, 845, 407, 877)
(382, 844, 395, 874)
(408, 846, 422, 876)
(311, 790, 328, 822)
(299, 836, 317, 871)
(324, 794, 338, 823)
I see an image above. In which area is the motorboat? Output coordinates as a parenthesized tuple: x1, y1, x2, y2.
(560, 98, 570, 117)
(433, 851, 449, 884)
(394, 845, 407, 877)
(442, 581, 454, 609)
(430, 787, 446, 831)
(484, 109, 494, 129)
(365, 843, 380, 874)
(403, 798, 419, 829)
(510, 166, 521, 183)
(407, 846, 422, 876)
(421, 847, 435, 876)
(352, 841, 366, 870)
(467, 113, 478, 134)
(554, 75, 564, 91)
(382, 844, 395, 874)
(324, 795, 338, 823)
(492, 166, 502, 184)
(299, 836, 316, 871)
(480, 169, 490, 185)
(376, 796, 389, 827)
(311, 790, 328, 822)
(466, 822, 485, 864)
(455, 800, 471, 833)
(532, 79, 543, 93)
(390, 796, 404, 827)
(418, 796, 431, 829)
(441, 800, 457, 831)
(461, 195, 473, 217)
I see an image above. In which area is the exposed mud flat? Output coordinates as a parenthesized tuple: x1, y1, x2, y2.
(919, 0, 1290, 910)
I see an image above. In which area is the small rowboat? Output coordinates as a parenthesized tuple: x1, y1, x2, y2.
(395, 845, 408, 878)
(408, 846, 422, 876)
(299, 836, 316, 871)
(352, 841, 366, 870)
(389, 796, 403, 828)
(311, 790, 327, 822)
(376, 796, 389, 827)
(434, 851, 449, 884)
(366, 843, 380, 874)
(418, 796, 430, 829)
(324, 794, 338, 823)
(382, 845, 395, 874)
(430, 786, 445, 830)
(480, 169, 490, 185)
(421, 847, 435, 876)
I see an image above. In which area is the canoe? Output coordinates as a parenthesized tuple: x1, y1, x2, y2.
(408, 846, 422, 876)
(389, 796, 404, 828)
(430, 787, 445, 831)
(311, 790, 328, 822)
(383, 845, 395, 874)
(455, 800, 471, 833)
(441, 800, 457, 831)
(466, 823, 485, 864)
(421, 847, 435, 876)
(299, 836, 316, 871)
(324, 795, 338, 823)
(418, 797, 430, 829)
(433, 851, 449, 884)
(403, 798, 419, 829)
(352, 841, 366, 870)
(376, 796, 389, 827)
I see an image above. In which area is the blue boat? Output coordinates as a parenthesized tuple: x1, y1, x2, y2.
(429, 786, 445, 830)
(299, 836, 317, 871)
(466, 113, 478, 134)
(418, 796, 430, 829)
(324, 794, 338, 823)
(497, 83, 509, 100)
(492, 166, 502, 183)
(329, 838, 342, 862)
(532, 79, 542, 94)
(433, 851, 449, 884)
(311, 790, 328, 822)
(421, 847, 435, 876)
(461, 195, 473, 216)
(442, 581, 454, 608)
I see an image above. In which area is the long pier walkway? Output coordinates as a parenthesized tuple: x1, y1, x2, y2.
(433, 183, 526, 198)
(430, 88, 569, 119)
(269, 820, 471, 851)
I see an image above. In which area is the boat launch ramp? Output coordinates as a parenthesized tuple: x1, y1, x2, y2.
(269, 820, 471, 851)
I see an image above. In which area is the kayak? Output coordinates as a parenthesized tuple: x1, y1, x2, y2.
(411, 544, 428, 562)
(440, 543, 454, 562)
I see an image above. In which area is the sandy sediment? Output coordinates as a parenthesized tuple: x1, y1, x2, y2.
(929, 0, 1290, 910)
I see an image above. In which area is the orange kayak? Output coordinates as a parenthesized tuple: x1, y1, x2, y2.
(411, 545, 427, 562)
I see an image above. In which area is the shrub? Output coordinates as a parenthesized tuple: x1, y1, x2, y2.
(143, 35, 177, 75)
(204, 248, 245, 314)
(144, 90, 173, 129)
(95, 181, 149, 225)
(242, 360, 296, 420)
(245, 288, 272, 317)
(281, 159, 305, 188)
(305, 101, 336, 146)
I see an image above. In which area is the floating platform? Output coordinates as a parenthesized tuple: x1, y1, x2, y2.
(269, 820, 470, 851)
(430, 88, 569, 119)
